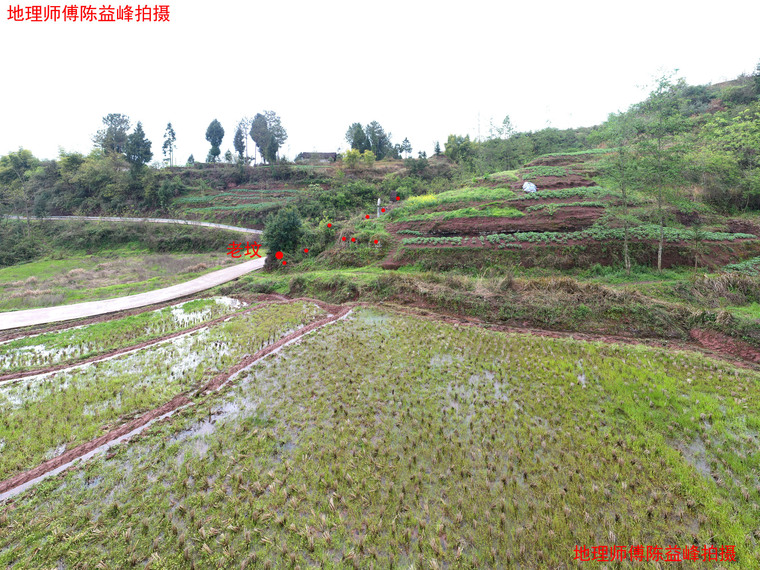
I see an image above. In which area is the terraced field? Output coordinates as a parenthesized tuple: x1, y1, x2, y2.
(1, 305, 759, 567)
(382, 155, 760, 271)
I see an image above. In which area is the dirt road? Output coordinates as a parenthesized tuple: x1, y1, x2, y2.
(3, 215, 261, 234)
(0, 256, 265, 331)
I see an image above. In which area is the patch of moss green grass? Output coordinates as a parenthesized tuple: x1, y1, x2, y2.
(0, 301, 324, 481)
(2, 308, 759, 567)
(399, 206, 525, 222)
(0, 250, 236, 311)
(0, 297, 246, 374)
(390, 187, 517, 217)
(726, 302, 760, 319)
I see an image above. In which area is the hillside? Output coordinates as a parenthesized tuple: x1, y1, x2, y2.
(2, 71, 760, 569)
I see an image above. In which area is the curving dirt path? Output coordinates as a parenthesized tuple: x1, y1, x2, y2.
(0, 256, 265, 331)
(2, 214, 261, 235)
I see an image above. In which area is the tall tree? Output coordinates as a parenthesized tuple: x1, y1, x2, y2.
(634, 73, 690, 272)
(401, 138, 412, 158)
(250, 114, 270, 164)
(345, 123, 369, 153)
(263, 110, 287, 163)
(93, 113, 131, 154)
(205, 119, 225, 163)
(233, 126, 246, 161)
(488, 115, 515, 140)
(365, 121, 392, 160)
(595, 112, 639, 274)
(125, 122, 153, 169)
(162, 122, 176, 167)
(249, 111, 288, 164)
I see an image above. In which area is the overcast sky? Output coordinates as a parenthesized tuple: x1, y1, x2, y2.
(2, 0, 758, 163)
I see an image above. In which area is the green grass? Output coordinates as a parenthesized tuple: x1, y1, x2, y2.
(0, 251, 235, 311)
(0, 301, 325, 481)
(2, 307, 759, 567)
(484, 226, 756, 246)
(726, 302, 760, 319)
(399, 206, 525, 222)
(511, 186, 619, 201)
(0, 297, 246, 374)
(392, 187, 517, 216)
(525, 201, 607, 214)
(186, 200, 291, 213)
(523, 165, 568, 178)
(487, 169, 520, 181)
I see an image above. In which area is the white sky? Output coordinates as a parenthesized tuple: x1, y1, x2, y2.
(2, 0, 758, 162)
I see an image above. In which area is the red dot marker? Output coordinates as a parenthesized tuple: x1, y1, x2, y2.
(351, 237, 356, 242)
(374, 239, 379, 244)
(327, 223, 332, 228)
(381, 208, 386, 212)
(365, 214, 370, 219)
(396, 196, 401, 201)
(275, 251, 283, 260)
(282, 260, 287, 265)
(304, 248, 309, 253)
(341, 236, 346, 241)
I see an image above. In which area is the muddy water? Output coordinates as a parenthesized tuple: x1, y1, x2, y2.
(0, 404, 190, 503)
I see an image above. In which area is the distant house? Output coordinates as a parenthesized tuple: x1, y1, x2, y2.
(295, 152, 337, 164)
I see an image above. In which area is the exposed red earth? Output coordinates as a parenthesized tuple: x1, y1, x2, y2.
(391, 206, 604, 235)
(511, 174, 597, 191)
(690, 329, 760, 365)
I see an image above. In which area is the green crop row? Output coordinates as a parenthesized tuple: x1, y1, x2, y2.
(523, 165, 568, 178)
(396, 229, 423, 235)
(485, 226, 756, 245)
(400, 206, 525, 222)
(525, 201, 607, 215)
(395, 187, 517, 216)
(401, 236, 463, 245)
(0, 297, 245, 374)
(187, 200, 290, 213)
(724, 256, 760, 275)
(512, 186, 618, 201)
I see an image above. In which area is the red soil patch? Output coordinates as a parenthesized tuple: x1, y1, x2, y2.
(391, 207, 604, 235)
(727, 219, 760, 236)
(511, 174, 596, 192)
(690, 329, 760, 364)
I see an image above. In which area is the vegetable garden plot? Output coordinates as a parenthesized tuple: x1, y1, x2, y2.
(2, 307, 759, 567)
(0, 301, 325, 481)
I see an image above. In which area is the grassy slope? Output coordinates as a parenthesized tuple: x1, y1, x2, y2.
(1, 307, 758, 567)
(0, 250, 240, 311)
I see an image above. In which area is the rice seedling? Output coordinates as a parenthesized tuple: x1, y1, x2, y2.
(2, 307, 759, 567)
